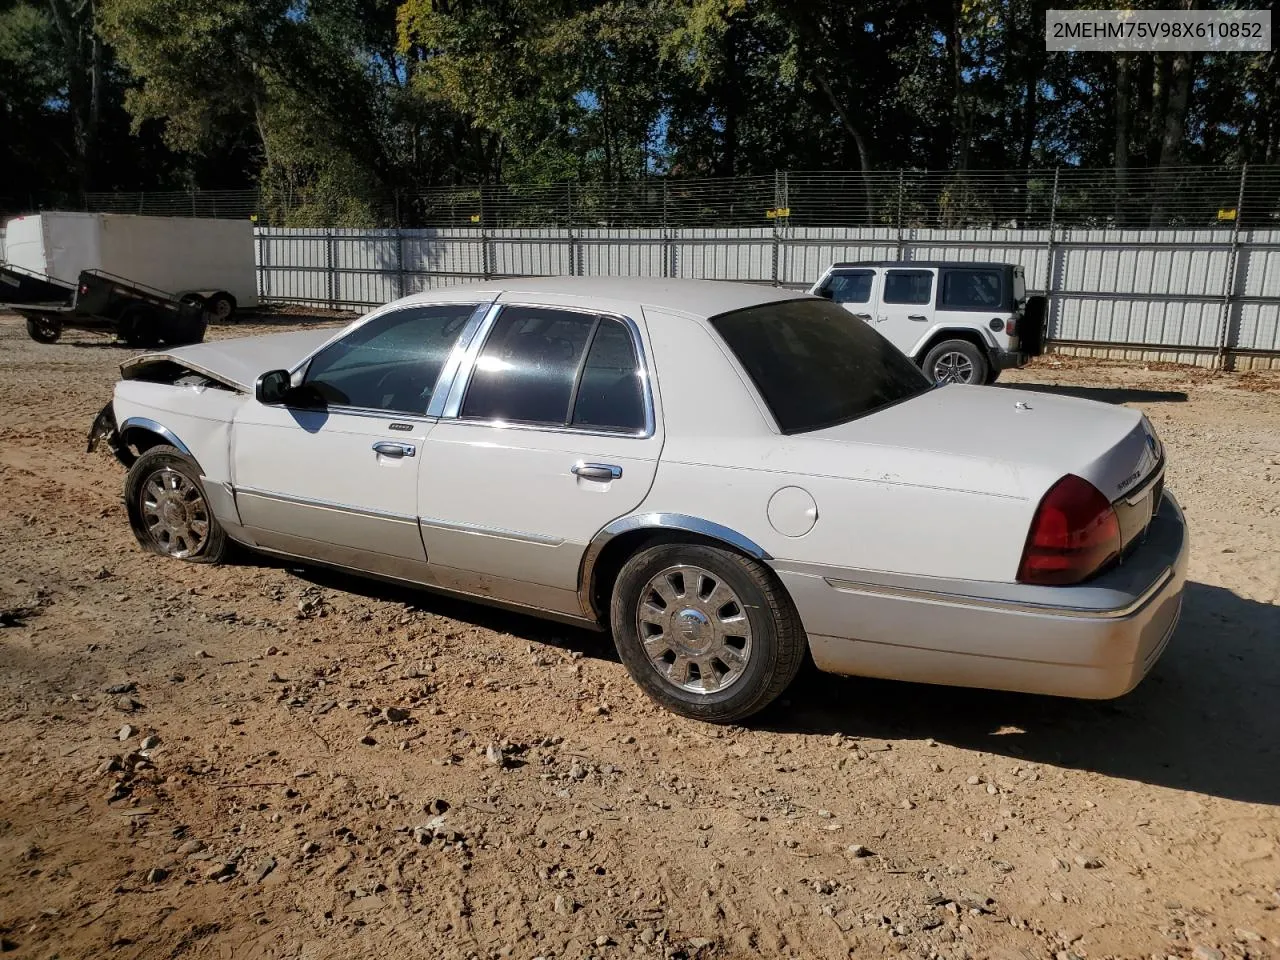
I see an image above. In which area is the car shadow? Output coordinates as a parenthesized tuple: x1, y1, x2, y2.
(1001, 382, 1189, 404)
(271, 560, 614, 660)
(257, 561, 1279, 804)
(758, 581, 1280, 806)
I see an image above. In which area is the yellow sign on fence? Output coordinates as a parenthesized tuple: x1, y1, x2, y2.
(1218, 208, 1237, 221)
(766, 207, 791, 220)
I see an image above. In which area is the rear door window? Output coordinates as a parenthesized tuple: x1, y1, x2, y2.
(882, 270, 934, 305)
(461, 306, 646, 432)
(940, 269, 1004, 310)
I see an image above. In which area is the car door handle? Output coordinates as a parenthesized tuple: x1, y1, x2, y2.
(851, 313, 873, 322)
(908, 314, 928, 321)
(572, 462, 622, 481)
(372, 441, 415, 458)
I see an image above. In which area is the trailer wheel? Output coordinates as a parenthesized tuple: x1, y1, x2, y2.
(25, 315, 63, 344)
(205, 293, 237, 323)
(118, 304, 161, 349)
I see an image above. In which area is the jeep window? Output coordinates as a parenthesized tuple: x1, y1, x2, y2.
(710, 298, 932, 435)
(823, 270, 873, 304)
(883, 270, 933, 305)
(941, 268, 1003, 309)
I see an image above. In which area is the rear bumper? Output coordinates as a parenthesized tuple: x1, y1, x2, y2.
(775, 493, 1189, 699)
(992, 349, 1027, 371)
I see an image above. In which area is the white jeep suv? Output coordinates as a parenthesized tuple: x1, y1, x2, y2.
(809, 260, 1042, 384)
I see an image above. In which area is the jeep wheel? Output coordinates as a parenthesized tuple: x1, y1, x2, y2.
(923, 339, 989, 385)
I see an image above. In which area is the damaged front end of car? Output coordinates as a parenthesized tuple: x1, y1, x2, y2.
(86, 400, 136, 468)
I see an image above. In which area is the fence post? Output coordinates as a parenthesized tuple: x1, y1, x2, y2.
(1216, 164, 1248, 370)
(662, 180, 672, 279)
(255, 228, 266, 303)
(326, 228, 337, 311)
(895, 170, 905, 259)
(566, 181, 577, 277)
(1042, 167, 1060, 306)
(480, 186, 493, 281)
(771, 170, 782, 286)
(396, 226, 406, 299)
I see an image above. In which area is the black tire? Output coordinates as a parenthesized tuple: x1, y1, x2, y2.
(164, 313, 208, 346)
(118, 304, 160, 348)
(205, 293, 237, 323)
(609, 542, 807, 723)
(25, 314, 62, 344)
(124, 444, 228, 564)
(922, 338, 989, 385)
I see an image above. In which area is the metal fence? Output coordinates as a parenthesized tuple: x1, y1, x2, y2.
(254, 222, 1280, 369)
(82, 166, 1280, 230)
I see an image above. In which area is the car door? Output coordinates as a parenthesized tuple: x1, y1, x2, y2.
(231, 301, 484, 580)
(815, 268, 877, 326)
(418, 298, 662, 618)
(876, 268, 937, 356)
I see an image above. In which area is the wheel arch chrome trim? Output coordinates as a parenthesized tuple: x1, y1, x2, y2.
(576, 513, 772, 620)
(118, 417, 193, 458)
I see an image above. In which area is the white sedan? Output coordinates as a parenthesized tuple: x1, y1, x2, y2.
(88, 279, 1188, 722)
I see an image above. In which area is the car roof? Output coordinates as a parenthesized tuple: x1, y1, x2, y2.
(388, 277, 812, 318)
(827, 261, 1016, 270)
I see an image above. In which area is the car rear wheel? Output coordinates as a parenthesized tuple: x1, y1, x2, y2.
(923, 339, 989, 385)
(610, 542, 806, 723)
(125, 445, 228, 564)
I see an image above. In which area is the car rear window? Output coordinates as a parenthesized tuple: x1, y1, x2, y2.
(709, 298, 932, 434)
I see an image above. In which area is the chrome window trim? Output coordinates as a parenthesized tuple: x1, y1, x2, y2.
(234, 485, 418, 525)
(118, 417, 193, 457)
(441, 301, 657, 439)
(822, 567, 1174, 621)
(419, 516, 565, 547)
(284, 299, 495, 406)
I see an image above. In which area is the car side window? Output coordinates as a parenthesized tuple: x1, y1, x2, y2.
(461, 306, 598, 425)
(301, 303, 476, 414)
(461, 307, 646, 432)
(571, 317, 645, 432)
(940, 269, 1002, 309)
(824, 271, 873, 305)
(883, 270, 934, 305)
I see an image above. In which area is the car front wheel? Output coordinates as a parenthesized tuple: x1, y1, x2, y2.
(610, 542, 806, 723)
(124, 445, 228, 563)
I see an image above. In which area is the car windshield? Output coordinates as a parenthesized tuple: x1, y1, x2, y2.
(709, 298, 932, 434)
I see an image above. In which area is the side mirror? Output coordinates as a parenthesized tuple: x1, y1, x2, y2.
(815, 287, 834, 300)
(255, 369, 292, 405)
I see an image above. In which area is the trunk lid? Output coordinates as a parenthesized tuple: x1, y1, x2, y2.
(809, 384, 1163, 502)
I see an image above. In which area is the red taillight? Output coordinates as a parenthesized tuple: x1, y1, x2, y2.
(1017, 474, 1121, 585)
(1006, 318, 1017, 336)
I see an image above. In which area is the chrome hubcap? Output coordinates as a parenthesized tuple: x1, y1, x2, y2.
(141, 468, 209, 558)
(933, 351, 975, 384)
(636, 564, 752, 695)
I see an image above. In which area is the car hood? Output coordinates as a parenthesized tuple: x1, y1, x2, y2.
(804, 384, 1162, 501)
(119, 328, 337, 392)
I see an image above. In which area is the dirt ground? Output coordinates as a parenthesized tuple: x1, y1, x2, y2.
(1, 310, 1278, 960)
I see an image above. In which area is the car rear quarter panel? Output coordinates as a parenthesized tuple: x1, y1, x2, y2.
(640, 308, 1036, 582)
(112, 380, 245, 484)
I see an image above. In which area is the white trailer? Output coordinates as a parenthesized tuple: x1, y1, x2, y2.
(2, 212, 257, 320)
